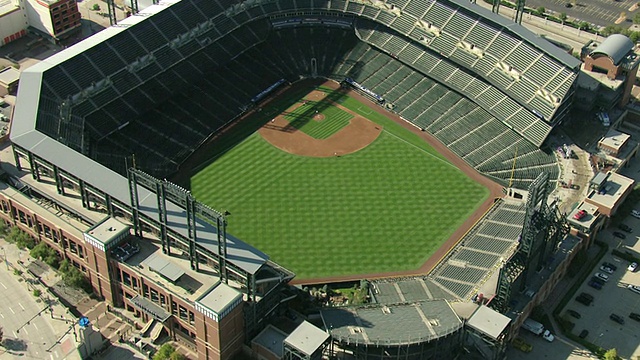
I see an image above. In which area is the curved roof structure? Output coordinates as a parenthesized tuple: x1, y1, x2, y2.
(590, 34, 634, 65)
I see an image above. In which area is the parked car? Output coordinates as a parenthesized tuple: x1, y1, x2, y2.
(542, 330, 555, 342)
(590, 276, 605, 286)
(628, 284, 640, 295)
(618, 224, 633, 233)
(603, 262, 618, 271)
(512, 337, 533, 353)
(613, 232, 626, 239)
(610, 313, 625, 324)
(566, 310, 581, 319)
(594, 272, 609, 282)
(630, 313, 640, 322)
(579, 329, 589, 339)
(576, 295, 592, 305)
(629, 262, 638, 272)
(600, 265, 614, 274)
(573, 209, 587, 220)
(588, 280, 603, 290)
(632, 210, 640, 219)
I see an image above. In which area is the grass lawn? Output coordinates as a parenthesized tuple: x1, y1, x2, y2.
(283, 99, 352, 139)
(191, 86, 489, 280)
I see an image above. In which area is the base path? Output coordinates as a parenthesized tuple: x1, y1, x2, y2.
(259, 88, 382, 157)
(287, 80, 504, 286)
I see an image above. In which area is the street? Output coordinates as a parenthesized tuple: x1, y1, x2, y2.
(0, 262, 69, 359)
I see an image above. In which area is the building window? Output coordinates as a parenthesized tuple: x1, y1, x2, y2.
(150, 288, 159, 303)
(179, 306, 187, 321)
(142, 284, 149, 298)
(189, 311, 194, 325)
(171, 301, 178, 316)
(77, 246, 83, 259)
(160, 294, 166, 306)
(123, 272, 131, 287)
(69, 241, 77, 254)
(132, 277, 138, 290)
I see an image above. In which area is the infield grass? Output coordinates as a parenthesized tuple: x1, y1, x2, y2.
(191, 85, 489, 280)
(283, 99, 352, 139)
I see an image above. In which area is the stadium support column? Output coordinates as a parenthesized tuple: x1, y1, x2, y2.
(105, 194, 113, 216)
(79, 180, 88, 209)
(186, 194, 198, 271)
(129, 0, 138, 14)
(127, 169, 142, 237)
(53, 166, 64, 195)
(28, 152, 39, 181)
(491, 0, 500, 14)
(106, 0, 117, 25)
(217, 216, 228, 284)
(156, 181, 169, 255)
(12, 146, 22, 171)
(515, 0, 526, 24)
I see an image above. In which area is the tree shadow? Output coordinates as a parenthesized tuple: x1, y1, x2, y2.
(2, 337, 28, 352)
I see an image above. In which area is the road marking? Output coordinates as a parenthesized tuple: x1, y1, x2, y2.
(23, 328, 28, 335)
(54, 351, 59, 358)
(0, 313, 3, 318)
(9, 307, 14, 314)
(0, 282, 6, 289)
(50, 355, 54, 360)
(19, 303, 25, 311)
(12, 331, 16, 337)
(33, 323, 38, 330)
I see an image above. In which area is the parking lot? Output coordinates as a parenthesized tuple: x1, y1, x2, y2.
(559, 220, 640, 359)
(525, 0, 637, 28)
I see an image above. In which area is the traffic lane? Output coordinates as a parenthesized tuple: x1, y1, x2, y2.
(0, 267, 63, 358)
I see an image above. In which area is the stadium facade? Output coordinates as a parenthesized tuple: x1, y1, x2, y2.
(4, 0, 584, 358)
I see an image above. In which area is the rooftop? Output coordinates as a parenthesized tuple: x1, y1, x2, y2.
(284, 321, 329, 356)
(599, 129, 631, 151)
(578, 63, 625, 91)
(122, 236, 219, 303)
(566, 202, 600, 229)
(321, 300, 462, 346)
(252, 325, 287, 358)
(0, 67, 20, 86)
(196, 281, 242, 316)
(585, 172, 635, 211)
(466, 305, 511, 340)
(0, 0, 19, 16)
(0, 180, 85, 240)
(85, 217, 130, 245)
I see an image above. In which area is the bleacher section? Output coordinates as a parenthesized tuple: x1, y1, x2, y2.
(34, 0, 564, 188)
(427, 199, 525, 300)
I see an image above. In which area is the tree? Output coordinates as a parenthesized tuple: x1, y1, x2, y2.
(30, 242, 59, 268)
(604, 348, 619, 360)
(59, 260, 91, 293)
(169, 352, 187, 360)
(559, 12, 567, 22)
(153, 344, 176, 360)
(92, 4, 100, 11)
(634, 12, 640, 24)
(6, 227, 35, 249)
(536, 6, 546, 15)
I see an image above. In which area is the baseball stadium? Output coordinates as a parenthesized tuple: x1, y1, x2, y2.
(4, 0, 584, 358)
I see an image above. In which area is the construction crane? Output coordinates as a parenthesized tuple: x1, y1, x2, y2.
(508, 145, 518, 188)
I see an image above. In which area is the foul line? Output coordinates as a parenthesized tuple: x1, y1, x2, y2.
(382, 129, 460, 170)
(357, 107, 372, 115)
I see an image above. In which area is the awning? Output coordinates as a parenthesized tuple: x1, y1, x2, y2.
(130, 295, 171, 322)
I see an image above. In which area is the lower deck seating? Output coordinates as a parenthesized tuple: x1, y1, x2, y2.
(90, 24, 558, 189)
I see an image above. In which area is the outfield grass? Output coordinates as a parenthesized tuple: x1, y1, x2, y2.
(191, 86, 489, 279)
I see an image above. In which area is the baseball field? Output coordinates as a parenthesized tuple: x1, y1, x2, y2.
(190, 81, 489, 281)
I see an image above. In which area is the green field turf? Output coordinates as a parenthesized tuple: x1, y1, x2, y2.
(191, 86, 489, 280)
(283, 100, 352, 139)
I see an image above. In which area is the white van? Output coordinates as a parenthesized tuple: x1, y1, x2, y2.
(597, 112, 611, 127)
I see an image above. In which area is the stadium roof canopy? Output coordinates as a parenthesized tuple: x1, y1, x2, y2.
(590, 34, 634, 65)
(451, 0, 580, 69)
(320, 300, 462, 345)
